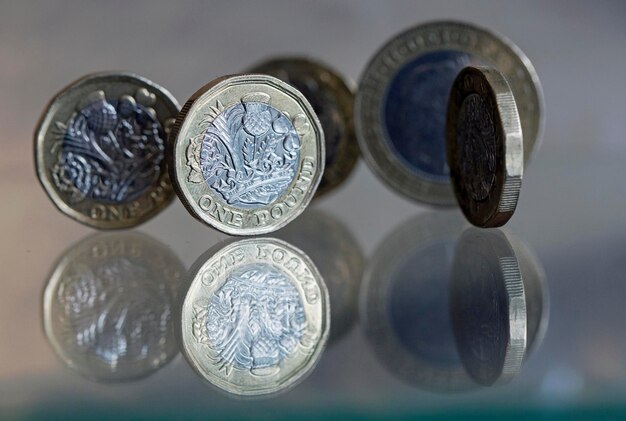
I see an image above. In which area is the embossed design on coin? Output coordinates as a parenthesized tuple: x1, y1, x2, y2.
(170, 74, 324, 235)
(43, 232, 185, 382)
(248, 57, 359, 197)
(447, 66, 523, 227)
(185, 94, 304, 208)
(35, 72, 180, 229)
(355, 21, 543, 205)
(195, 264, 306, 374)
(181, 238, 329, 396)
(51, 89, 165, 204)
(456, 93, 497, 201)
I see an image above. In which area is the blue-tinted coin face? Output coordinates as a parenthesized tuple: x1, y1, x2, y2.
(382, 50, 479, 183)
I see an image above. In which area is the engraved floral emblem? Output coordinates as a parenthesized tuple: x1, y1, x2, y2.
(56, 258, 172, 368)
(186, 93, 310, 208)
(51, 88, 169, 204)
(192, 264, 315, 375)
(456, 93, 497, 201)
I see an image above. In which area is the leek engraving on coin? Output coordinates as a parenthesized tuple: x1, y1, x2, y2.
(193, 264, 307, 374)
(51, 89, 165, 204)
(456, 93, 497, 201)
(186, 94, 305, 208)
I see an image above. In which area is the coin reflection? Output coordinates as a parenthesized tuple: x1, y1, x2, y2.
(42, 232, 185, 382)
(361, 212, 548, 392)
(180, 238, 329, 397)
(274, 209, 363, 343)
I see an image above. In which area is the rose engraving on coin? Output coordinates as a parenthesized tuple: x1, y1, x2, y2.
(35, 72, 180, 228)
(247, 57, 359, 197)
(43, 232, 185, 382)
(355, 21, 543, 205)
(181, 238, 329, 396)
(170, 75, 324, 235)
(447, 66, 523, 227)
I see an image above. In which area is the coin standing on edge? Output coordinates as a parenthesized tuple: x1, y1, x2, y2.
(355, 21, 543, 205)
(247, 57, 359, 197)
(447, 66, 523, 228)
(169, 74, 325, 236)
(181, 238, 329, 396)
(34, 72, 180, 229)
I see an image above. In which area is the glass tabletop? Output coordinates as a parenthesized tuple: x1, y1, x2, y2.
(2, 1, 626, 419)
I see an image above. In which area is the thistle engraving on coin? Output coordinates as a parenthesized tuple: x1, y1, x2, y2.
(247, 57, 359, 197)
(43, 232, 185, 382)
(35, 73, 180, 228)
(447, 66, 523, 228)
(170, 75, 324, 235)
(355, 21, 543, 205)
(181, 238, 329, 396)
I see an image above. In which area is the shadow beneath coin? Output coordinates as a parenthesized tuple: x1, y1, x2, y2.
(360, 211, 549, 393)
(41, 231, 186, 383)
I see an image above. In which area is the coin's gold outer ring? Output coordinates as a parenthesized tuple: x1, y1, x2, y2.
(34, 72, 180, 229)
(246, 57, 360, 198)
(447, 66, 523, 227)
(169, 74, 325, 236)
(180, 238, 330, 396)
(355, 20, 543, 206)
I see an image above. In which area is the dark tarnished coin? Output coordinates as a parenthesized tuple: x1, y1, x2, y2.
(169, 74, 325, 236)
(43, 232, 185, 382)
(450, 228, 527, 386)
(181, 238, 329, 396)
(355, 21, 542, 205)
(34, 72, 180, 229)
(247, 57, 359, 197)
(447, 66, 523, 227)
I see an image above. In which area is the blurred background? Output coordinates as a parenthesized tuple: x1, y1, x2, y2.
(1, 0, 626, 419)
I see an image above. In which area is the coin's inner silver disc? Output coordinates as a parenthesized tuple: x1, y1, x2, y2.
(199, 101, 301, 209)
(53, 91, 165, 204)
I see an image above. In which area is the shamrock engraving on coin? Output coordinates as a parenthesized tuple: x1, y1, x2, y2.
(170, 74, 325, 235)
(451, 228, 527, 386)
(43, 232, 185, 382)
(35, 72, 180, 228)
(447, 66, 523, 227)
(355, 21, 543, 205)
(247, 57, 359, 197)
(181, 238, 329, 396)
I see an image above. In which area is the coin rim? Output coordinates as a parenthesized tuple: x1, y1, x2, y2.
(180, 237, 330, 396)
(34, 72, 180, 229)
(354, 20, 544, 206)
(169, 74, 325, 236)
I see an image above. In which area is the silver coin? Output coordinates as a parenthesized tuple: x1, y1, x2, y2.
(34, 72, 180, 228)
(450, 228, 527, 386)
(247, 57, 359, 197)
(42, 232, 185, 382)
(355, 21, 543, 205)
(180, 238, 329, 396)
(447, 66, 523, 227)
(169, 74, 325, 235)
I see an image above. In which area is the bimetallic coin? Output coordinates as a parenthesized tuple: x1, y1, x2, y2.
(355, 21, 543, 205)
(35, 72, 180, 228)
(170, 74, 325, 235)
(247, 57, 359, 197)
(447, 66, 523, 227)
(43, 232, 185, 382)
(181, 238, 329, 396)
(450, 228, 527, 386)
